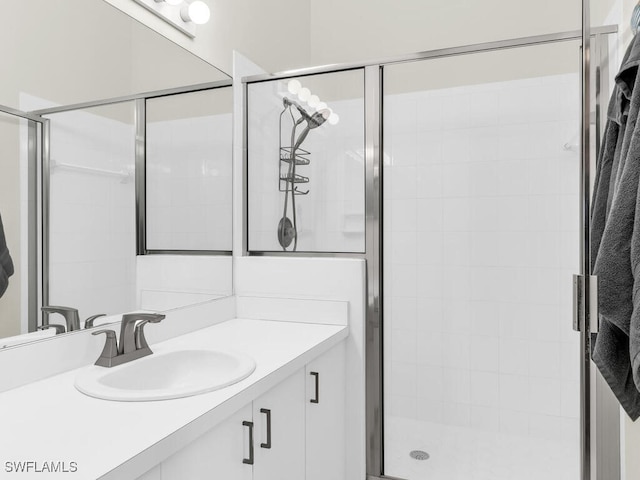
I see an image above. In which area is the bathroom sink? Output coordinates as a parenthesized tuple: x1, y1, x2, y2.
(74, 349, 256, 401)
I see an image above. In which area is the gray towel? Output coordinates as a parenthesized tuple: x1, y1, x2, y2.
(591, 34, 640, 420)
(0, 212, 14, 298)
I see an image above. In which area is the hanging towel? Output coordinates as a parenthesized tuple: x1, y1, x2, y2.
(591, 33, 640, 420)
(0, 212, 14, 299)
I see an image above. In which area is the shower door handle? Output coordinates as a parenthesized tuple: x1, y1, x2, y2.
(572, 274, 599, 333)
(310, 371, 319, 404)
(242, 421, 254, 465)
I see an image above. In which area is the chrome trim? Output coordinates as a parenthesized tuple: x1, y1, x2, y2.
(242, 81, 249, 255)
(581, 2, 593, 479)
(0, 104, 45, 123)
(242, 26, 618, 84)
(367, 475, 407, 480)
(591, 31, 621, 480)
(364, 65, 383, 477)
(135, 99, 146, 256)
(0, 105, 46, 331)
(41, 119, 51, 327)
(240, 23, 620, 480)
(144, 250, 232, 256)
(27, 121, 39, 333)
(247, 251, 365, 258)
(30, 80, 233, 116)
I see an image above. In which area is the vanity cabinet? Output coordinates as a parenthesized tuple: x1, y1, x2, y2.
(161, 403, 253, 480)
(252, 370, 306, 480)
(142, 341, 345, 480)
(305, 342, 346, 480)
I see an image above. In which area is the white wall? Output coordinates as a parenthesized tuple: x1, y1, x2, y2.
(104, 0, 312, 75)
(308, 0, 581, 67)
(136, 255, 232, 311)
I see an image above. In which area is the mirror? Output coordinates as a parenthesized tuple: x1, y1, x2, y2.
(0, 0, 233, 346)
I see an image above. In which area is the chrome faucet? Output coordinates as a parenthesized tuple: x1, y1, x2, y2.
(92, 313, 165, 367)
(41, 306, 81, 332)
(40, 306, 107, 333)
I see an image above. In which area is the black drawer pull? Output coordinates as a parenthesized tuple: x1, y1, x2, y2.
(310, 371, 319, 404)
(242, 421, 254, 465)
(260, 408, 272, 449)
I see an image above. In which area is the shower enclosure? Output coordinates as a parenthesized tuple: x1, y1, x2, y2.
(383, 39, 585, 480)
(243, 23, 617, 480)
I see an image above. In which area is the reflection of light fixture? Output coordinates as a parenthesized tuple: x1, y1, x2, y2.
(308, 95, 320, 108)
(298, 88, 311, 102)
(181, 0, 211, 24)
(288, 80, 301, 94)
(133, 0, 211, 38)
(283, 79, 339, 125)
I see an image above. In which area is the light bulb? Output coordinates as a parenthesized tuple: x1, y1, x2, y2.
(307, 95, 320, 108)
(316, 102, 327, 111)
(181, 0, 210, 24)
(287, 79, 301, 95)
(298, 88, 311, 102)
(328, 113, 340, 125)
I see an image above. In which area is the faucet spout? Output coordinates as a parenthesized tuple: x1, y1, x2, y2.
(41, 306, 81, 332)
(119, 313, 165, 355)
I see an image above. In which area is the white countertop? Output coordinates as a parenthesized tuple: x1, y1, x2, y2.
(0, 318, 348, 479)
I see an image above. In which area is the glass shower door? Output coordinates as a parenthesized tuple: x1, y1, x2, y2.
(382, 40, 582, 480)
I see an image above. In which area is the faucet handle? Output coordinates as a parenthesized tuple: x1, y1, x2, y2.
(84, 314, 107, 329)
(92, 329, 119, 367)
(133, 314, 165, 351)
(38, 324, 65, 335)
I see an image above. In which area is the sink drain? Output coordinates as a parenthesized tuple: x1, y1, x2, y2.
(409, 450, 430, 460)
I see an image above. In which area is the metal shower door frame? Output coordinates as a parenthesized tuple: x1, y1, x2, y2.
(242, 24, 616, 480)
(367, 28, 617, 480)
(0, 104, 46, 335)
(32, 79, 233, 327)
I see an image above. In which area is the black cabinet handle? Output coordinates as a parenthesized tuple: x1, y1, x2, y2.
(310, 371, 319, 404)
(242, 421, 254, 465)
(260, 408, 272, 449)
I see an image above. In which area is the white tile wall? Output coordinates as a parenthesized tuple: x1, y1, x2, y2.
(247, 73, 366, 253)
(146, 114, 233, 251)
(48, 107, 136, 318)
(383, 73, 581, 446)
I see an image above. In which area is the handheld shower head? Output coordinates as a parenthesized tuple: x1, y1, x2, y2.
(283, 97, 312, 121)
(293, 109, 330, 150)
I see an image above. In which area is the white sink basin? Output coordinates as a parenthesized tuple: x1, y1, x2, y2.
(75, 349, 256, 402)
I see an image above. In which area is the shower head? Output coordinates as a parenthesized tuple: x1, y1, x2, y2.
(307, 109, 330, 128)
(293, 109, 330, 150)
(283, 97, 312, 121)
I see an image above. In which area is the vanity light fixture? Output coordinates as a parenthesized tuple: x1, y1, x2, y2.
(132, 0, 211, 38)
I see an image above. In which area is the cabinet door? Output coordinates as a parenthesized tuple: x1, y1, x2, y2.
(306, 342, 346, 480)
(253, 369, 305, 480)
(161, 403, 253, 480)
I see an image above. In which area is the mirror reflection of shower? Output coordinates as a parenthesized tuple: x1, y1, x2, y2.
(278, 80, 339, 251)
